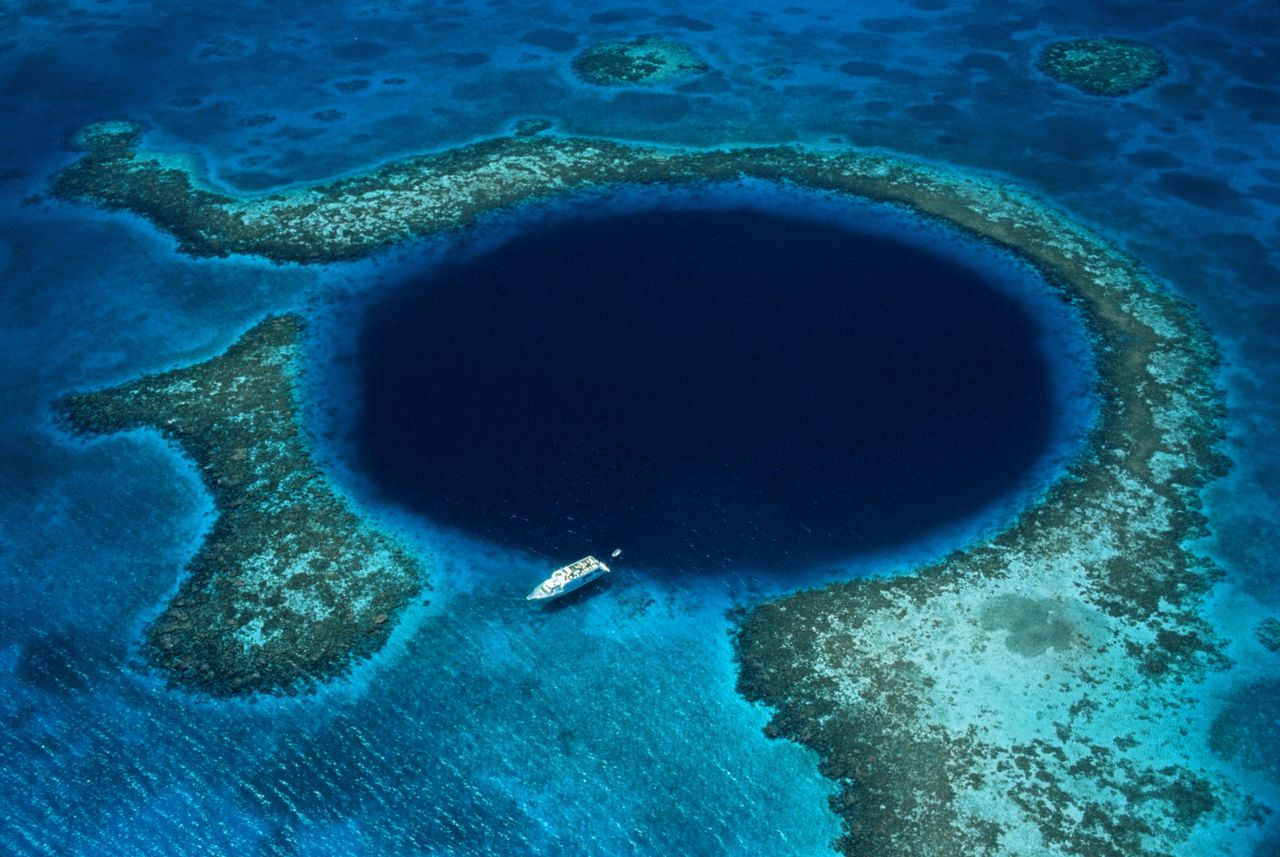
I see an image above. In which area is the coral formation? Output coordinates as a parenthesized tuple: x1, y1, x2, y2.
(52, 122, 1259, 851)
(1258, 617, 1280, 652)
(732, 177, 1246, 851)
(570, 36, 708, 86)
(58, 316, 424, 696)
(1038, 37, 1167, 96)
(1210, 680, 1280, 781)
(513, 117, 553, 137)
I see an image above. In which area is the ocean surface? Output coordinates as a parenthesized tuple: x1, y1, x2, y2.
(0, 1, 1276, 855)
(343, 199, 1077, 575)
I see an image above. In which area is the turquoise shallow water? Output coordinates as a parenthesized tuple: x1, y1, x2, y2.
(2, 0, 1278, 854)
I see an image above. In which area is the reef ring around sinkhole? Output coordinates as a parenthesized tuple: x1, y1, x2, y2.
(52, 123, 1237, 854)
(340, 195, 1085, 577)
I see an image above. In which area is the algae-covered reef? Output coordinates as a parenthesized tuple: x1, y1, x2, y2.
(53, 122, 1261, 851)
(58, 316, 423, 696)
(1038, 37, 1167, 97)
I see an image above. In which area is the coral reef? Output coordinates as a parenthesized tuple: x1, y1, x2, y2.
(732, 174, 1250, 851)
(1258, 617, 1280, 652)
(512, 118, 553, 137)
(52, 122, 1260, 851)
(58, 316, 424, 696)
(1210, 680, 1280, 782)
(1038, 37, 1167, 96)
(570, 36, 708, 86)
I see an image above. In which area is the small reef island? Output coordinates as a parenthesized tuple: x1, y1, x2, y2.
(53, 119, 1265, 852)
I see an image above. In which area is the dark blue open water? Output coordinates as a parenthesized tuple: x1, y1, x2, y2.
(352, 207, 1055, 574)
(2, 0, 1278, 854)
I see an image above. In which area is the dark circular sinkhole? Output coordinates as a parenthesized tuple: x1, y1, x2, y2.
(350, 206, 1062, 573)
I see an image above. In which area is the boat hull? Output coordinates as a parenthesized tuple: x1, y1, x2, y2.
(527, 568, 606, 600)
(527, 556, 611, 600)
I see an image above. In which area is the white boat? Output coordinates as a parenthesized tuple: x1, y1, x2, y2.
(526, 554, 615, 601)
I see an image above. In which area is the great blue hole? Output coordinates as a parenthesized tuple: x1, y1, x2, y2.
(348, 203, 1070, 574)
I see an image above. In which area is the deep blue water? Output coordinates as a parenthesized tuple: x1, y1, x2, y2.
(2, 0, 1278, 854)
(352, 207, 1055, 574)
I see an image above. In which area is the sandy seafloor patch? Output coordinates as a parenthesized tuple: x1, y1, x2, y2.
(1, 0, 1278, 854)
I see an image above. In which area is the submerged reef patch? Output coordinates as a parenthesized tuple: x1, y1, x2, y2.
(512, 117, 553, 137)
(570, 37, 708, 86)
(1257, 617, 1280, 652)
(58, 316, 424, 697)
(52, 123, 1258, 851)
(1210, 680, 1280, 781)
(1038, 37, 1167, 97)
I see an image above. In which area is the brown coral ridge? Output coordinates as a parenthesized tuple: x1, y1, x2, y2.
(53, 121, 1251, 849)
(58, 316, 424, 696)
